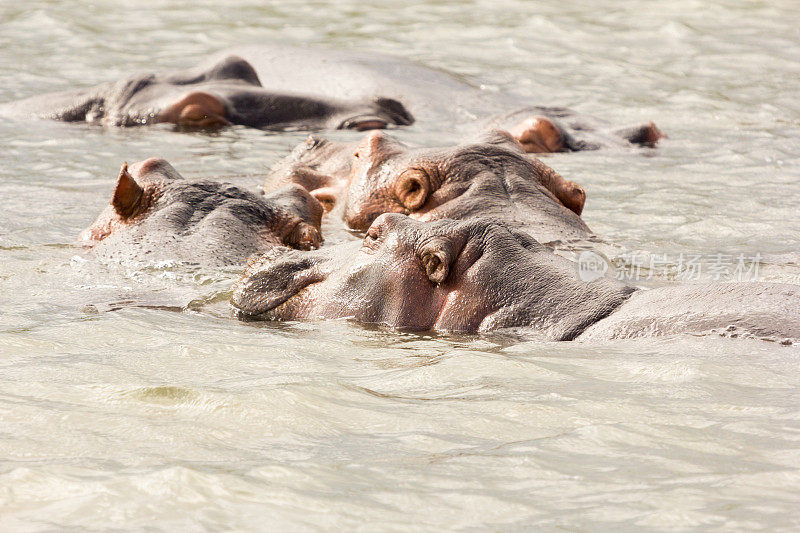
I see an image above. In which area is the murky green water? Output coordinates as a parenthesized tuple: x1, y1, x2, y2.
(1, 1, 799, 530)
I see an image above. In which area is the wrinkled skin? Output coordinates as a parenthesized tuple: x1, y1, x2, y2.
(232, 215, 800, 341)
(265, 130, 591, 242)
(232, 215, 629, 336)
(266, 130, 590, 244)
(1, 44, 662, 150)
(1, 54, 413, 131)
(80, 158, 323, 267)
(344, 130, 591, 244)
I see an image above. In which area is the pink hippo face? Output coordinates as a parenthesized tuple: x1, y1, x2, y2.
(232, 214, 631, 336)
(342, 130, 590, 245)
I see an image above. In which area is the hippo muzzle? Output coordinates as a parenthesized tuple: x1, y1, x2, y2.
(232, 249, 333, 318)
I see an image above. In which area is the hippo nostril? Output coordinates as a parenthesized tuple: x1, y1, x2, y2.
(232, 253, 326, 317)
(286, 222, 323, 250)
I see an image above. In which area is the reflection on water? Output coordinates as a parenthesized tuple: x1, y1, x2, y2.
(1, 0, 799, 530)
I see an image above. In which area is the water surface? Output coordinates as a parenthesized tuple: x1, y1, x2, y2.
(1, 1, 799, 530)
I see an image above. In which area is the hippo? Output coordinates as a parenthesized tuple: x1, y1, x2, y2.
(222, 44, 665, 151)
(266, 130, 590, 245)
(80, 158, 323, 267)
(264, 134, 355, 214)
(231, 215, 800, 342)
(1, 54, 413, 131)
(2, 44, 663, 150)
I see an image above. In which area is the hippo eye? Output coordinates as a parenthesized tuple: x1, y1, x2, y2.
(305, 135, 321, 150)
(395, 169, 430, 211)
(362, 225, 385, 252)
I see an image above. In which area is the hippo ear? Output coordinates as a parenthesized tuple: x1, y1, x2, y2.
(284, 222, 323, 251)
(418, 236, 463, 285)
(206, 55, 261, 86)
(421, 248, 450, 284)
(112, 162, 144, 219)
(310, 187, 339, 213)
(159, 91, 230, 129)
(373, 97, 414, 126)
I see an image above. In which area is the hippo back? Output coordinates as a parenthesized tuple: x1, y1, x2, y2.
(222, 44, 517, 124)
(578, 282, 800, 341)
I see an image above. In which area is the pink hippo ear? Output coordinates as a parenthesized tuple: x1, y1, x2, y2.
(112, 162, 144, 219)
(418, 235, 466, 285)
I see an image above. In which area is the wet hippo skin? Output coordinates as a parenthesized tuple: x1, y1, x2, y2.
(1, 44, 662, 150)
(264, 134, 356, 214)
(266, 130, 590, 245)
(225, 44, 665, 151)
(232, 215, 800, 341)
(80, 158, 323, 267)
(0, 54, 414, 132)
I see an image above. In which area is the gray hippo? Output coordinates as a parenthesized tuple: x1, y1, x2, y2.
(223, 44, 664, 151)
(2, 44, 663, 150)
(267, 130, 591, 245)
(81, 158, 323, 267)
(1, 54, 413, 131)
(231, 215, 799, 342)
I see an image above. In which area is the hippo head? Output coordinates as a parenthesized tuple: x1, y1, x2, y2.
(90, 55, 413, 131)
(263, 135, 355, 213)
(232, 215, 631, 337)
(342, 130, 589, 243)
(80, 158, 323, 266)
(78, 158, 178, 244)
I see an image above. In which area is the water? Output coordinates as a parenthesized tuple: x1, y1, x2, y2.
(1, 1, 799, 530)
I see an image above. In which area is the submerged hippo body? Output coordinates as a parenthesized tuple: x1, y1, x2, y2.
(81, 158, 323, 267)
(225, 45, 665, 150)
(1, 54, 414, 131)
(2, 44, 662, 149)
(232, 215, 800, 342)
(267, 130, 591, 245)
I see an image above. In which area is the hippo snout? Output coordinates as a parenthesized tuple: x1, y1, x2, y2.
(232, 251, 326, 317)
